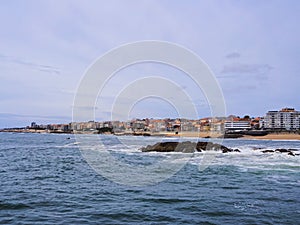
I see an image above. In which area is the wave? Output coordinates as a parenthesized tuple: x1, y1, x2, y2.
(0, 202, 32, 210)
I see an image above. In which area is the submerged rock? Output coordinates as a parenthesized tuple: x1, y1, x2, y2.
(262, 150, 275, 153)
(275, 148, 296, 156)
(275, 148, 290, 153)
(262, 148, 297, 156)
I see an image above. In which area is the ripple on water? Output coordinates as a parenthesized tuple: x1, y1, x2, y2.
(0, 133, 299, 224)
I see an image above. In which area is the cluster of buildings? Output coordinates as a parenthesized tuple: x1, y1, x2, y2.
(260, 108, 300, 131)
(28, 107, 300, 134)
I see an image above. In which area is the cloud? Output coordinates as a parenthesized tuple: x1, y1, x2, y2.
(72, 106, 99, 111)
(0, 113, 71, 128)
(0, 113, 70, 120)
(216, 75, 239, 79)
(225, 52, 241, 59)
(0, 0, 299, 122)
(223, 84, 257, 92)
(0, 53, 61, 75)
(221, 63, 273, 74)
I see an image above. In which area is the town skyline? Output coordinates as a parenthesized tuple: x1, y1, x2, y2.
(3, 107, 300, 134)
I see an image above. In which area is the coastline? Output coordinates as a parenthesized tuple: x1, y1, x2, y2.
(160, 131, 300, 140)
(241, 133, 300, 140)
(1, 129, 300, 140)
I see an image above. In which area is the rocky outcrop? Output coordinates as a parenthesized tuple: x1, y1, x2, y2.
(262, 150, 275, 153)
(140, 141, 299, 156)
(261, 148, 298, 156)
(140, 141, 236, 153)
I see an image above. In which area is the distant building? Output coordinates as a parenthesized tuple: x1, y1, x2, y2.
(181, 120, 195, 132)
(259, 117, 265, 129)
(131, 119, 146, 131)
(31, 122, 37, 128)
(263, 107, 300, 130)
(210, 122, 222, 132)
(149, 119, 167, 132)
(224, 121, 251, 131)
(251, 117, 261, 129)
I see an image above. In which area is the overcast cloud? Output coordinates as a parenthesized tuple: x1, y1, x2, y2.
(221, 63, 273, 74)
(0, 0, 299, 127)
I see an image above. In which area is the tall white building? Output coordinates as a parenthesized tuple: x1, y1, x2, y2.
(263, 108, 300, 130)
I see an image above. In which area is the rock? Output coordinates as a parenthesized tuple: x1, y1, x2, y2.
(141, 142, 187, 153)
(222, 148, 232, 153)
(262, 150, 275, 153)
(233, 149, 241, 152)
(261, 148, 298, 156)
(174, 141, 195, 153)
(275, 148, 296, 156)
(275, 148, 290, 153)
(196, 141, 232, 152)
(223, 133, 244, 138)
(141, 141, 235, 153)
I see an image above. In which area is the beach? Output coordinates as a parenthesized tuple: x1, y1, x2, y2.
(242, 133, 300, 140)
(160, 131, 300, 140)
(2, 129, 300, 140)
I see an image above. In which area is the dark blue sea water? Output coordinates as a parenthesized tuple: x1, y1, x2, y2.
(0, 133, 299, 224)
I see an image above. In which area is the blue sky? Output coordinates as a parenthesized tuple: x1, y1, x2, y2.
(0, 0, 299, 128)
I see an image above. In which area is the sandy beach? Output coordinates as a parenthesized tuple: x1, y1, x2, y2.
(160, 131, 300, 140)
(241, 133, 300, 140)
(1, 129, 300, 140)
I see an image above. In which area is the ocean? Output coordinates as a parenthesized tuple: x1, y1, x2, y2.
(0, 132, 299, 224)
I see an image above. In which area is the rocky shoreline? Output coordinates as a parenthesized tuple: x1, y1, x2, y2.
(141, 141, 299, 156)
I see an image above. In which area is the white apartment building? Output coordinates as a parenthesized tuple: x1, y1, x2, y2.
(224, 121, 251, 131)
(263, 108, 300, 130)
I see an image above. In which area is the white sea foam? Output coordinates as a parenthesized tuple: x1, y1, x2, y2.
(70, 135, 300, 173)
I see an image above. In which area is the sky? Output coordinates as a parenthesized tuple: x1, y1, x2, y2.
(0, 0, 299, 128)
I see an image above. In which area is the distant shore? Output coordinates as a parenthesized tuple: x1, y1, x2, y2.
(159, 131, 300, 140)
(241, 133, 300, 140)
(1, 129, 300, 140)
